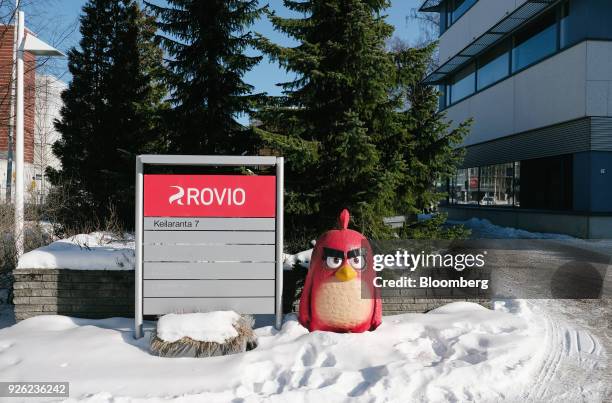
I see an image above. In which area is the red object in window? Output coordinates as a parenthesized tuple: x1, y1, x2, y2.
(144, 174, 276, 217)
(469, 177, 478, 189)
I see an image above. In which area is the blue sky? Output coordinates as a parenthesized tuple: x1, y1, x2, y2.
(33, 0, 423, 97)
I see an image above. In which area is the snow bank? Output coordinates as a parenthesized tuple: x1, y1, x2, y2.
(18, 230, 311, 272)
(450, 218, 575, 240)
(1, 301, 599, 402)
(17, 232, 135, 270)
(156, 311, 240, 343)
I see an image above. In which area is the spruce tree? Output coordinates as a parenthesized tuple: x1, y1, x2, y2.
(48, 0, 166, 229)
(255, 0, 399, 239)
(390, 42, 471, 238)
(145, 0, 264, 155)
(391, 43, 470, 212)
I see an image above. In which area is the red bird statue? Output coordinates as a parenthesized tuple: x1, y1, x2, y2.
(298, 209, 382, 332)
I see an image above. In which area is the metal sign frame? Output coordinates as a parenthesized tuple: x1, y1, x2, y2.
(134, 155, 284, 338)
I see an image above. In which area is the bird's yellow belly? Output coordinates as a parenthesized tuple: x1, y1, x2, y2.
(313, 279, 373, 329)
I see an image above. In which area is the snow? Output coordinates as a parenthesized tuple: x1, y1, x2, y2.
(156, 311, 240, 343)
(16, 232, 135, 270)
(449, 217, 575, 239)
(0, 301, 604, 402)
(283, 248, 312, 270)
(18, 230, 311, 272)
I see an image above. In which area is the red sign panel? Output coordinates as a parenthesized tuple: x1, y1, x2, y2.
(144, 175, 276, 218)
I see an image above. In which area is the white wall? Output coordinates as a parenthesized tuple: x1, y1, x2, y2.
(439, 0, 528, 63)
(585, 41, 612, 116)
(1, 75, 66, 204)
(444, 41, 609, 147)
(33, 75, 66, 202)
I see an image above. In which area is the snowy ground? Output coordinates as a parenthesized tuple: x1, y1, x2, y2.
(0, 219, 608, 401)
(0, 300, 608, 402)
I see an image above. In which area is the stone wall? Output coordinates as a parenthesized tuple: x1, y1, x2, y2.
(283, 269, 491, 315)
(13, 269, 134, 321)
(14, 268, 490, 321)
(381, 290, 491, 315)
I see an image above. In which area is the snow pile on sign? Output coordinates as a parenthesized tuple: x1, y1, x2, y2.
(156, 311, 241, 343)
(0, 301, 602, 402)
(16, 232, 135, 270)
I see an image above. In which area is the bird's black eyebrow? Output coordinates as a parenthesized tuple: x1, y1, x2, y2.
(322, 247, 344, 259)
(347, 248, 366, 258)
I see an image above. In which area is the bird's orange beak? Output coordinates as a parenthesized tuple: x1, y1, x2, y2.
(335, 264, 357, 282)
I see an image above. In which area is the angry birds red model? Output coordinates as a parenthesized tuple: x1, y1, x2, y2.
(298, 209, 382, 332)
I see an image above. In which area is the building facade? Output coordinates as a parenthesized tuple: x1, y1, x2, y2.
(421, 0, 612, 238)
(0, 24, 36, 203)
(0, 25, 64, 204)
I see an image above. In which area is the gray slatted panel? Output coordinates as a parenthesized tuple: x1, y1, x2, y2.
(143, 297, 275, 315)
(144, 231, 274, 244)
(462, 118, 591, 167)
(591, 117, 612, 151)
(144, 262, 274, 279)
(144, 217, 275, 231)
(144, 280, 274, 297)
(144, 244, 275, 262)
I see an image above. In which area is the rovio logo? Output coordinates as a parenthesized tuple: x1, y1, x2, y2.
(168, 185, 246, 206)
(168, 186, 184, 205)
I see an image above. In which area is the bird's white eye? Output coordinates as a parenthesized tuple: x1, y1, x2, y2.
(349, 256, 365, 270)
(326, 257, 343, 269)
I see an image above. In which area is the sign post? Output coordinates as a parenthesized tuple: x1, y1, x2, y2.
(134, 155, 284, 339)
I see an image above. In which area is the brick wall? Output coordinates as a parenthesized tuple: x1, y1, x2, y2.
(0, 24, 36, 163)
(13, 269, 134, 321)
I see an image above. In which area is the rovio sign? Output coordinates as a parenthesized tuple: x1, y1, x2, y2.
(134, 155, 284, 339)
(144, 174, 276, 217)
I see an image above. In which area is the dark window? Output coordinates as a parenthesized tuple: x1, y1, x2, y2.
(477, 41, 510, 90)
(438, 85, 448, 110)
(512, 11, 557, 72)
(450, 64, 475, 104)
(514, 162, 521, 207)
(560, 1, 571, 48)
(519, 155, 573, 210)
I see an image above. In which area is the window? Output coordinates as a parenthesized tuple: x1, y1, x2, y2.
(438, 85, 448, 111)
(447, 0, 477, 26)
(560, 1, 570, 48)
(519, 155, 572, 210)
(446, 162, 521, 207)
(514, 162, 521, 207)
(479, 163, 515, 206)
(512, 11, 557, 72)
(450, 64, 475, 104)
(451, 168, 479, 205)
(477, 41, 510, 90)
(438, 1, 571, 109)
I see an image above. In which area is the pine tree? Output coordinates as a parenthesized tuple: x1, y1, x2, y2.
(48, 0, 166, 229)
(255, 0, 399, 239)
(145, 0, 264, 155)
